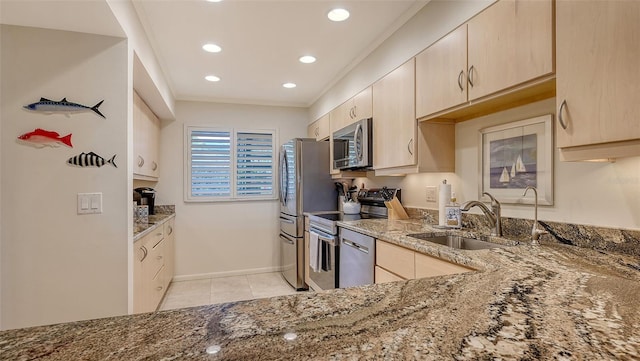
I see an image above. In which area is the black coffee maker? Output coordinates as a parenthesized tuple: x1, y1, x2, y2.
(134, 187, 156, 215)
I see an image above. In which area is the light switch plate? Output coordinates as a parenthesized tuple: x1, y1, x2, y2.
(77, 193, 102, 214)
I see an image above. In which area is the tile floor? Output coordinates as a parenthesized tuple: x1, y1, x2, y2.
(159, 272, 302, 311)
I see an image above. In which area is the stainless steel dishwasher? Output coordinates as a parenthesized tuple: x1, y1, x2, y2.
(339, 228, 375, 288)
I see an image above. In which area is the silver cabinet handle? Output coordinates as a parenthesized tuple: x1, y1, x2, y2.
(280, 217, 294, 224)
(353, 105, 357, 119)
(156, 255, 163, 261)
(407, 138, 414, 156)
(156, 286, 163, 291)
(167, 226, 173, 236)
(151, 161, 158, 171)
(467, 65, 475, 87)
(137, 155, 144, 167)
(558, 99, 568, 130)
(457, 70, 464, 91)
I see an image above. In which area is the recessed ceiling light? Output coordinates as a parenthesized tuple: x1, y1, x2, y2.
(328, 8, 350, 22)
(202, 43, 222, 53)
(206, 0, 222, 3)
(205, 75, 220, 82)
(283, 83, 297, 89)
(299, 55, 316, 64)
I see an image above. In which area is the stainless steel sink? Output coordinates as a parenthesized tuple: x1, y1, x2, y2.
(406, 233, 505, 250)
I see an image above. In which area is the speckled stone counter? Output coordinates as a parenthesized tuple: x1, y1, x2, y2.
(133, 205, 175, 242)
(3, 218, 639, 360)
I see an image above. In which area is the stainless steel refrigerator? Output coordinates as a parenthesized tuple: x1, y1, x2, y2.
(279, 138, 336, 290)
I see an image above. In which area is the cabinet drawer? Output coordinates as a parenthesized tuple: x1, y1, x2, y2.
(375, 266, 406, 284)
(375, 240, 414, 280)
(149, 266, 167, 311)
(147, 237, 165, 278)
(415, 252, 472, 279)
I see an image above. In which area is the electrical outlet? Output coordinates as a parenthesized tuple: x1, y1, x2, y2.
(425, 186, 437, 202)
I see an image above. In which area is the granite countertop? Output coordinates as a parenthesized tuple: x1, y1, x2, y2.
(3, 219, 639, 360)
(133, 212, 175, 242)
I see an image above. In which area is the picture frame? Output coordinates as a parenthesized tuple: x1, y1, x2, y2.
(478, 114, 553, 205)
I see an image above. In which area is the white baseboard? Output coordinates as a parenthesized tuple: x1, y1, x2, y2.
(171, 266, 283, 282)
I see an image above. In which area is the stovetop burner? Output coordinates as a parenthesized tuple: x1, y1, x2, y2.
(313, 212, 384, 222)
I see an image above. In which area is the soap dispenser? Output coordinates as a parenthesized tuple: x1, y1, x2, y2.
(445, 192, 462, 229)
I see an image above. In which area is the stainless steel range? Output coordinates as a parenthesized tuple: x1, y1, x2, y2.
(306, 188, 400, 291)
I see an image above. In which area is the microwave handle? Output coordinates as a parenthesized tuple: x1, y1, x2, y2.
(354, 123, 363, 162)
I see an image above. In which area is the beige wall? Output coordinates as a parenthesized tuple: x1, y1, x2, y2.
(0, 25, 130, 330)
(155, 101, 307, 279)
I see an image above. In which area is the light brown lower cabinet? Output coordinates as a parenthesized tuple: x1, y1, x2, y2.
(374, 239, 472, 284)
(375, 266, 406, 284)
(134, 218, 175, 313)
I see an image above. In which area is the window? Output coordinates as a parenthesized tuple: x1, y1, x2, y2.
(185, 126, 277, 201)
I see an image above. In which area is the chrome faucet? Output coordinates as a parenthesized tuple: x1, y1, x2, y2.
(522, 186, 548, 245)
(460, 192, 502, 237)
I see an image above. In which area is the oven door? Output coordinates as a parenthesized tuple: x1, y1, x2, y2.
(308, 227, 339, 290)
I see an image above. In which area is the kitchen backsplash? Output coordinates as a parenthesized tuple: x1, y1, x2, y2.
(405, 207, 640, 258)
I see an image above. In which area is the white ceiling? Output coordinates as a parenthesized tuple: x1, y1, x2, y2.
(1, 0, 427, 108)
(133, 0, 427, 107)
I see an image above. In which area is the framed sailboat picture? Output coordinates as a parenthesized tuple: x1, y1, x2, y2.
(478, 114, 553, 205)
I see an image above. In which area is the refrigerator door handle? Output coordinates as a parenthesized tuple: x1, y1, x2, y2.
(279, 147, 288, 206)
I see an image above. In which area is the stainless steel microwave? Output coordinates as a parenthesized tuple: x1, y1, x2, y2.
(332, 118, 373, 170)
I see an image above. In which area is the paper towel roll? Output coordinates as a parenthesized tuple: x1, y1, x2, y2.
(438, 183, 451, 226)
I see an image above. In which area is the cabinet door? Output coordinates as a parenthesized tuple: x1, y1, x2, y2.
(352, 86, 372, 120)
(467, 0, 553, 100)
(133, 240, 146, 313)
(316, 113, 330, 140)
(133, 91, 160, 179)
(416, 25, 468, 119)
(415, 252, 471, 279)
(163, 218, 175, 286)
(375, 266, 405, 284)
(373, 59, 416, 170)
(556, 0, 640, 148)
(307, 120, 319, 139)
(375, 240, 414, 280)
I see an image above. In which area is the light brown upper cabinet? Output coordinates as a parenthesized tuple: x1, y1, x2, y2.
(555, 0, 640, 161)
(374, 59, 455, 175)
(416, 0, 554, 122)
(133, 91, 160, 180)
(330, 86, 372, 133)
(416, 25, 468, 118)
(307, 113, 330, 141)
(467, 0, 554, 100)
(373, 59, 417, 171)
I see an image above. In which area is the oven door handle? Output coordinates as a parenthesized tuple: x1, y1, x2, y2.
(342, 238, 369, 254)
(311, 230, 336, 246)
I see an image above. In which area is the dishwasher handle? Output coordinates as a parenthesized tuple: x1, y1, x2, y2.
(342, 238, 369, 254)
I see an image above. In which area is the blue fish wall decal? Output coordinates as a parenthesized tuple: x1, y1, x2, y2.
(24, 97, 105, 118)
